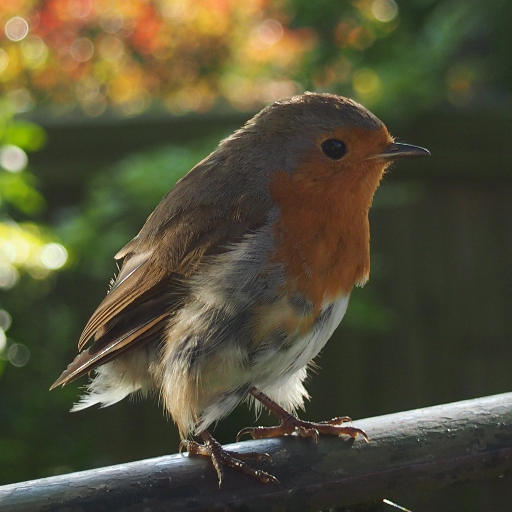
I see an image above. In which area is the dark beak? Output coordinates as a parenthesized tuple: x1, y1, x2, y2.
(370, 142, 430, 161)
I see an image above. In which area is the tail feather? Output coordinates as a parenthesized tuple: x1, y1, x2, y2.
(50, 313, 167, 390)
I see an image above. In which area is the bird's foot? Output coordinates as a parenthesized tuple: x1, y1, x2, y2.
(241, 387, 369, 443)
(237, 414, 369, 443)
(179, 431, 280, 487)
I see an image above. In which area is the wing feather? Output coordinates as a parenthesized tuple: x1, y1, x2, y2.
(51, 152, 274, 389)
(50, 313, 167, 389)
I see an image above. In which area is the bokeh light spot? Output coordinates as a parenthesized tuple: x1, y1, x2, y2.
(0, 329, 6, 352)
(446, 64, 475, 107)
(70, 38, 94, 62)
(0, 265, 18, 289)
(259, 80, 298, 103)
(5, 17, 29, 42)
(7, 89, 34, 113)
(371, 0, 398, 22)
(0, 49, 9, 73)
(0, 310, 12, 332)
(82, 99, 108, 117)
(100, 11, 125, 33)
(120, 95, 148, 116)
(76, 77, 106, 103)
(0, 145, 28, 173)
(353, 68, 382, 99)
(99, 36, 125, 61)
(40, 243, 68, 269)
(252, 19, 283, 50)
(7, 236, 29, 264)
(8, 343, 30, 367)
(258, 19, 283, 46)
(335, 21, 375, 50)
(21, 36, 49, 68)
(68, 0, 92, 19)
(160, 1, 191, 22)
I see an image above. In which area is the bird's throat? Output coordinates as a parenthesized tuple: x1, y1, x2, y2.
(269, 163, 384, 307)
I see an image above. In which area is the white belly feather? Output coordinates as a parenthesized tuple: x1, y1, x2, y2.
(252, 294, 350, 410)
(197, 294, 351, 431)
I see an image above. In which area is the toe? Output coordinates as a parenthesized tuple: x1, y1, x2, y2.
(228, 450, 273, 462)
(319, 416, 352, 425)
(295, 425, 319, 442)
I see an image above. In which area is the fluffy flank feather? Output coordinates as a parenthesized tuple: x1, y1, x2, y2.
(71, 348, 155, 411)
(71, 366, 141, 411)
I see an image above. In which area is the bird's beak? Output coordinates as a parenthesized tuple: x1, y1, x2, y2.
(369, 142, 431, 161)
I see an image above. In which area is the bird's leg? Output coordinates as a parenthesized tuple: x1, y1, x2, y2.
(237, 387, 369, 443)
(179, 429, 280, 487)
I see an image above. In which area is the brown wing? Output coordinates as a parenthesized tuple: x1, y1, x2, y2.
(50, 153, 274, 389)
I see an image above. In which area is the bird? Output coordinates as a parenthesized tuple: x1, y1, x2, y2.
(51, 92, 430, 486)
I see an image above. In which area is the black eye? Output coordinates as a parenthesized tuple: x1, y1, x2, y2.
(321, 139, 347, 160)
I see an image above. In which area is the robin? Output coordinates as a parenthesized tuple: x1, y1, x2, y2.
(51, 92, 429, 486)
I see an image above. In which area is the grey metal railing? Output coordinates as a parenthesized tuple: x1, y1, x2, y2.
(2, 391, 512, 512)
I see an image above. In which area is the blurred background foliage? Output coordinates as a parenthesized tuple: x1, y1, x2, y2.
(1, 0, 512, 509)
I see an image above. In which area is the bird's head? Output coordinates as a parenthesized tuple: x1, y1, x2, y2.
(222, 92, 429, 190)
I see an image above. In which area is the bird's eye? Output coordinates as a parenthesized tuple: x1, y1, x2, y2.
(321, 139, 347, 160)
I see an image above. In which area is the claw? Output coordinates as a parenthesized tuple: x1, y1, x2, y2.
(235, 451, 273, 463)
(357, 429, 370, 443)
(236, 427, 256, 442)
(178, 440, 188, 454)
(318, 416, 352, 425)
(181, 430, 280, 487)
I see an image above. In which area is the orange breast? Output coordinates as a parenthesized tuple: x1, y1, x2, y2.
(269, 128, 390, 308)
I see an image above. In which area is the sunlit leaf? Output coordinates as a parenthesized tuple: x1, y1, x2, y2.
(5, 121, 47, 151)
(0, 172, 45, 214)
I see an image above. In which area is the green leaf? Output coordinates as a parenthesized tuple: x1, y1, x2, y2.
(6, 121, 47, 152)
